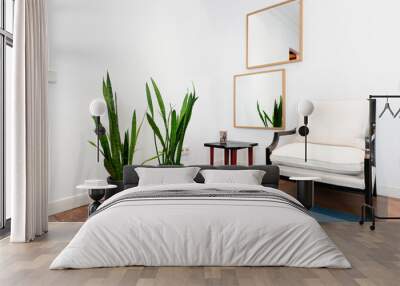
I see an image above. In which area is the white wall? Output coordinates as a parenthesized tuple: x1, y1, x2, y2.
(47, 0, 400, 210)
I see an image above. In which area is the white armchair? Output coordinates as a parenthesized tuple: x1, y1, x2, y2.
(266, 100, 373, 203)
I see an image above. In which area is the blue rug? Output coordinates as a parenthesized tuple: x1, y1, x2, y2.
(310, 205, 359, 222)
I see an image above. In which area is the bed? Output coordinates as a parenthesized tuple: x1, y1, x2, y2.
(50, 165, 350, 269)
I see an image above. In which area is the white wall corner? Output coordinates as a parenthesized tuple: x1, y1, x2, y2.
(48, 191, 90, 215)
(378, 185, 400, 199)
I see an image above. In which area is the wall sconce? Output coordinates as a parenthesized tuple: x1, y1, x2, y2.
(297, 100, 314, 162)
(89, 99, 107, 162)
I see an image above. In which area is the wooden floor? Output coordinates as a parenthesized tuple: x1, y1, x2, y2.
(4, 180, 399, 285)
(1, 221, 400, 286)
(49, 179, 400, 223)
(49, 204, 88, 222)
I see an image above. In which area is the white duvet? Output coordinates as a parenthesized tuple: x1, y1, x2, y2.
(50, 183, 351, 269)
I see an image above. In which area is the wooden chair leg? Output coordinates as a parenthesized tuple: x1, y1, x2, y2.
(230, 150, 237, 165)
(248, 147, 253, 166)
(224, 149, 229, 165)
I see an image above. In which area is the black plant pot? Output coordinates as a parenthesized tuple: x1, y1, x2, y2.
(105, 176, 124, 200)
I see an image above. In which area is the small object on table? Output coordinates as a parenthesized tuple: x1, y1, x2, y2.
(204, 141, 258, 166)
(77, 184, 117, 215)
(219, 130, 227, 144)
(289, 177, 320, 210)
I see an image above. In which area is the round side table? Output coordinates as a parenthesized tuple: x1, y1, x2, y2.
(289, 177, 320, 210)
(76, 184, 117, 216)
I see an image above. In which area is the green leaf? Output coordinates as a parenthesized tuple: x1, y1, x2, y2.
(272, 97, 283, 128)
(106, 74, 123, 176)
(151, 78, 167, 126)
(276, 95, 283, 127)
(180, 94, 188, 116)
(146, 113, 166, 149)
(146, 81, 160, 163)
(104, 158, 119, 180)
(128, 110, 137, 164)
(103, 76, 120, 152)
(264, 111, 273, 126)
(150, 79, 170, 163)
(256, 101, 267, 127)
(114, 92, 118, 118)
(122, 131, 129, 165)
(146, 82, 154, 117)
(169, 110, 178, 161)
(175, 92, 197, 164)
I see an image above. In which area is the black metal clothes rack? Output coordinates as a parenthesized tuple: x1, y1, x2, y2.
(359, 95, 400, 230)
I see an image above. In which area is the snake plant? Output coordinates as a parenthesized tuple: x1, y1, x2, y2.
(89, 72, 144, 180)
(146, 78, 198, 165)
(257, 95, 283, 128)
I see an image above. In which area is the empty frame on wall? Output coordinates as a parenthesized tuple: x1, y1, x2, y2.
(234, 69, 286, 130)
(246, 0, 303, 69)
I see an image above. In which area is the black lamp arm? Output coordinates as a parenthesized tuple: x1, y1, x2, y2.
(94, 116, 106, 162)
(94, 117, 106, 136)
(298, 116, 310, 162)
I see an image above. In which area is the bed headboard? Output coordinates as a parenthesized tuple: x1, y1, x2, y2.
(123, 165, 280, 190)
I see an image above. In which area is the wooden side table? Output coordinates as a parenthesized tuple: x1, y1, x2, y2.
(204, 141, 258, 166)
(77, 184, 117, 215)
(289, 177, 320, 210)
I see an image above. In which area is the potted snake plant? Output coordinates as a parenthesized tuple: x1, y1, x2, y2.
(89, 72, 144, 199)
(146, 78, 198, 165)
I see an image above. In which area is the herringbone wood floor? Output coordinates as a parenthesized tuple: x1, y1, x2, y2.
(1, 222, 400, 286)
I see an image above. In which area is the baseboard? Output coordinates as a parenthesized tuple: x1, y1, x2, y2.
(378, 185, 400, 199)
(48, 191, 90, 215)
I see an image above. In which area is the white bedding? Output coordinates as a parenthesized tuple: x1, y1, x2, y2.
(50, 183, 351, 269)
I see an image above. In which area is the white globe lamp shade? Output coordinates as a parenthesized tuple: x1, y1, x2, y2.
(297, 100, 314, 116)
(89, 99, 107, 116)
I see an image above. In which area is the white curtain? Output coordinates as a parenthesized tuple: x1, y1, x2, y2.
(10, 0, 48, 242)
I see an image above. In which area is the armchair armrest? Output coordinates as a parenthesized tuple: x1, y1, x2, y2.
(266, 128, 297, 165)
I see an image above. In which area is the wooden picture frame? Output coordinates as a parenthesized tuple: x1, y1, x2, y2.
(246, 0, 303, 69)
(233, 69, 286, 130)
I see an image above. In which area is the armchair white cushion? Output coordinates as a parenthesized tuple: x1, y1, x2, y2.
(271, 143, 364, 175)
(269, 99, 369, 190)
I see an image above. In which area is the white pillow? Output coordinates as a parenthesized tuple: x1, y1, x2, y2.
(200, 169, 266, 185)
(135, 167, 201, 186)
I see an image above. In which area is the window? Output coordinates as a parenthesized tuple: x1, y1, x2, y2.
(0, 0, 13, 231)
